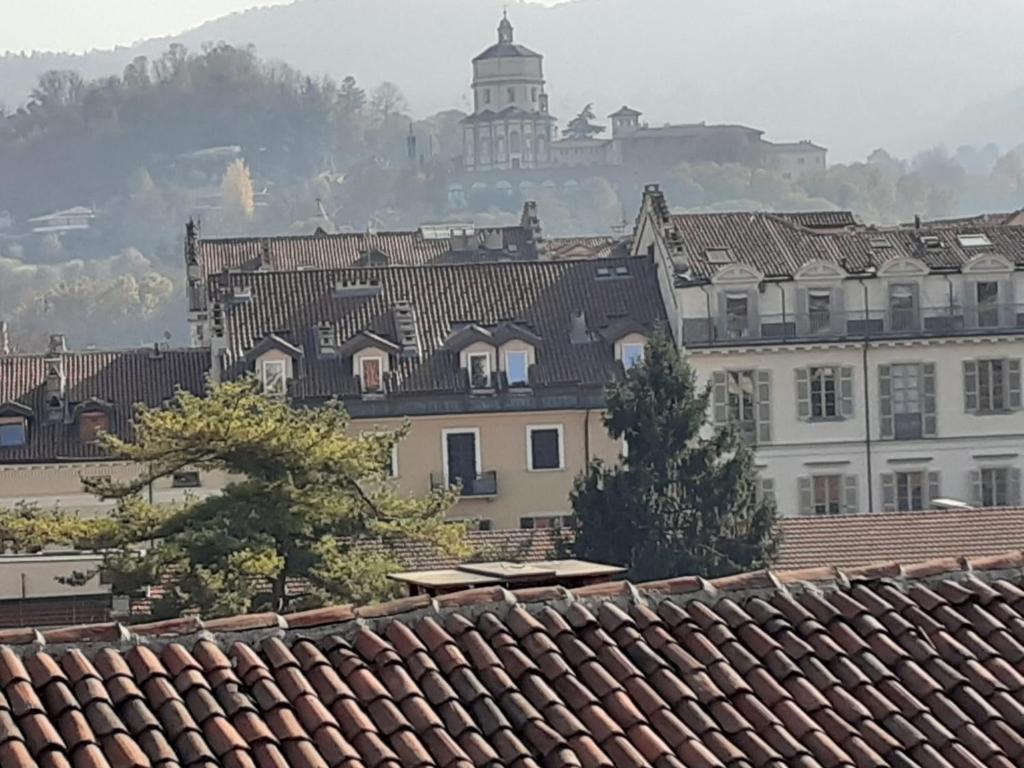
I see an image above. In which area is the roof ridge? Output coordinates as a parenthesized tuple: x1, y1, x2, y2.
(5, 551, 1023, 654)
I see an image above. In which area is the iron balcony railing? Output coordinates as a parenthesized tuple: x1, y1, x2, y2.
(431, 471, 499, 497)
(684, 303, 1024, 346)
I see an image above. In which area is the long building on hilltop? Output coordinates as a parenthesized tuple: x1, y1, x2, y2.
(634, 183, 1024, 518)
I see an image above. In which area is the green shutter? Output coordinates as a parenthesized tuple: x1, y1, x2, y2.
(798, 477, 813, 516)
(927, 471, 941, 508)
(969, 469, 983, 507)
(759, 477, 776, 505)
(756, 370, 772, 443)
(1008, 359, 1022, 410)
(1011, 468, 1022, 506)
(964, 360, 978, 412)
(878, 364, 893, 439)
(881, 473, 896, 512)
(839, 367, 854, 419)
(843, 475, 859, 515)
(922, 363, 937, 436)
(712, 371, 728, 425)
(795, 368, 810, 420)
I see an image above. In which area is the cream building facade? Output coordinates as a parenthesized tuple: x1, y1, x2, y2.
(634, 184, 1024, 517)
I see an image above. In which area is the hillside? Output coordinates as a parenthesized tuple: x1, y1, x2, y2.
(3, 0, 1024, 161)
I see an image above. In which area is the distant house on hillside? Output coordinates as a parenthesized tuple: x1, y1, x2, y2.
(26, 206, 95, 234)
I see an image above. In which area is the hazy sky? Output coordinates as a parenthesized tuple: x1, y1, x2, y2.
(1, 1, 294, 53)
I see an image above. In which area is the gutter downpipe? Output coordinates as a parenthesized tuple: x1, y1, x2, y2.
(857, 277, 874, 514)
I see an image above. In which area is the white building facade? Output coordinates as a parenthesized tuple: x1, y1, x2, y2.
(634, 185, 1024, 517)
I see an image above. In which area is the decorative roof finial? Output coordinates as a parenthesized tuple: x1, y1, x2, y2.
(498, 9, 514, 44)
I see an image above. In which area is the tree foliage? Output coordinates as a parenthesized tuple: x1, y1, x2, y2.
(570, 329, 778, 581)
(221, 158, 255, 220)
(0, 378, 463, 618)
(562, 103, 605, 140)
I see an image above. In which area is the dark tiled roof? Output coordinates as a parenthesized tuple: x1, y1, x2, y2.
(473, 41, 541, 60)
(4, 554, 1024, 766)
(544, 236, 632, 260)
(778, 506, 1024, 570)
(196, 227, 540, 278)
(0, 348, 209, 464)
(217, 257, 664, 400)
(669, 211, 1024, 280)
(356, 528, 561, 571)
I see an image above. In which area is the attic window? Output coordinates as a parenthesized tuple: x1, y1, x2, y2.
(706, 248, 733, 265)
(596, 267, 613, 279)
(614, 265, 629, 277)
(958, 233, 992, 248)
(868, 236, 891, 249)
(79, 411, 109, 443)
(172, 471, 201, 488)
(919, 235, 942, 249)
(0, 417, 26, 448)
(317, 323, 336, 354)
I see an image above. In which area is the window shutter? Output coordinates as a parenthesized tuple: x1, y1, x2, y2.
(755, 369, 772, 443)
(712, 371, 728, 425)
(716, 292, 728, 341)
(758, 477, 776, 506)
(881, 473, 896, 512)
(922, 363, 937, 436)
(908, 283, 921, 329)
(962, 282, 977, 328)
(830, 285, 846, 335)
(1008, 359, 1022, 409)
(1000, 280, 1015, 327)
(798, 477, 813, 516)
(1011, 468, 1022, 506)
(795, 288, 808, 336)
(969, 469, 982, 507)
(963, 360, 978, 413)
(795, 368, 811, 420)
(747, 290, 760, 338)
(878, 364, 894, 439)
(843, 475, 859, 515)
(926, 471, 941, 508)
(839, 366, 854, 419)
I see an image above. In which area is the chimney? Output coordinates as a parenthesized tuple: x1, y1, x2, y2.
(482, 229, 505, 251)
(149, 342, 164, 360)
(44, 334, 67, 422)
(0, 321, 8, 355)
(914, 214, 921, 231)
(259, 238, 271, 269)
(520, 201, 542, 241)
(569, 310, 591, 344)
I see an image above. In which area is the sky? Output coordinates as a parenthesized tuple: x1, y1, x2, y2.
(1, 0, 563, 54)
(0, 0, 295, 53)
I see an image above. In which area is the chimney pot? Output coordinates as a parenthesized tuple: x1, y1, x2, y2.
(0, 321, 8, 355)
(48, 334, 66, 355)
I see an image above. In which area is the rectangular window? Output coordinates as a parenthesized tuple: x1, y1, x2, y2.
(505, 350, 530, 387)
(360, 357, 383, 393)
(0, 419, 27, 448)
(978, 359, 1008, 412)
(484, 89, 491, 105)
(261, 359, 287, 397)
(621, 343, 645, 370)
(809, 367, 838, 419)
(467, 353, 492, 389)
(727, 370, 757, 442)
(895, 471, 925, 512)
(977, 281, 999, 328)
(507, 87, 515, 103)
(891, 363, 922, 439)
(531, 87, 537, 102)
(520, 514, 566, 530)
(79, 411, 109, 443)
(172, 471, 201, 488)
(725, 294, 749, 339)
(889, 284, 917, 331)
(812, 475, 842, 515)
(981, 467, 1010, 507)
(807, 291, 831, 334)
(528, 426, 563, 471)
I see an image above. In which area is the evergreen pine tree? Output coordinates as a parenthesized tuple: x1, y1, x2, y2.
(570, 328, 778, 580)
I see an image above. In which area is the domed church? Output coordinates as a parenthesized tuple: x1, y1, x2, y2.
(460, 13, 556, 172)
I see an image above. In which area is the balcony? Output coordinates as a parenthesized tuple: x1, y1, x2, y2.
(431, 471, 498, 498)
(683, 303, 1024, 347)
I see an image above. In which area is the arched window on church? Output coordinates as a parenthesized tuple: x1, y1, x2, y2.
(510, 130, 521, 154)
(536, 135, 546, 161)
(531, 87, 537, 103)
(483, 89, 491, 105)
(507, 87, 515, 104)
(480, 137, 491, 162)
(497, 135, 506, 159)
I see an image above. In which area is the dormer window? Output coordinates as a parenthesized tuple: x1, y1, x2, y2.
(977, 281, 999, 328)
(360, 357, 384, 394)
(621, 343, 645, 370)
(725, 294, 749, 339)
(807, 290, 832, 334)
(317, 323, 336, 354)
(505, 350, 530, 388)
(468, 352, 492, 389)
(261, 359, 287, 396)
(0, 418, 26, 448)
(79, 411, 109, 443)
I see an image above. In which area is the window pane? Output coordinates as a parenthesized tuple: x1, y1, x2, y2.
(0, 422, 26, 448)
(813, 475, 841, 515)
(79, 412, 108, 442)
(469, 355, 490, 388)
(530, 428, 561, 470)
(896, 471, 924, 511)
(262, 361, 286, 395)
(622, 344, 644, 369)
(506, 351, 529, 386)
(726, 295, 749, 338)
(808, 292, 831, 334)
(361, 358, 382, 392)
(809, 367, 837, 418)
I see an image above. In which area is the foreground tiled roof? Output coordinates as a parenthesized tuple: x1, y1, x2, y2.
(668, 210, 1024, 279)
(196, 227, 539, 278)
(0, 348, 208, 463)
(778, 507, 1024, 570)
(217, 257, 664, 400)
(2, 554, 1024, 766)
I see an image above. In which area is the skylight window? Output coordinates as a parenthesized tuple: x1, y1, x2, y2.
(919, 235, 942, 249)
(868, 236, 891, 249)
(706, 248, 733, 265)
(957, 233, 992, 248)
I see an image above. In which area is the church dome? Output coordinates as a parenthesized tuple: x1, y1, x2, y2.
(473, 12, 541, 60)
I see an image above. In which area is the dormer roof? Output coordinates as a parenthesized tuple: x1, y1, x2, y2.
(242, 334, 304, 363)
(339, 331, 400, 357)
